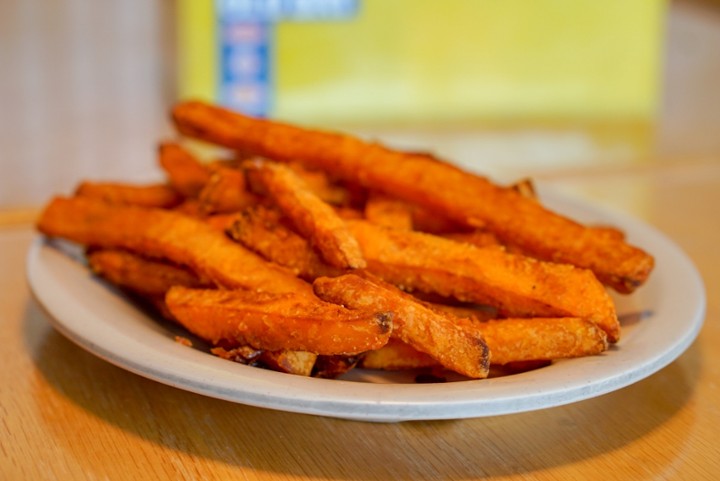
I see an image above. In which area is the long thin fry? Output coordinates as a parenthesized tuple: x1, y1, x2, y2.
(171, 100, 654, 293)
(474, 317, 608, 365)
(246, 159, 366, 270)
(75, 181, 182, 208)
(165, 286, 392, 355)
(37, 196, 312, 295)
(158, 142, 211, 198)
(346, 219, 620, 342)
(228, 205, 342, 280)
(87, 248, 210, 297)
(313, 274, 490, 379)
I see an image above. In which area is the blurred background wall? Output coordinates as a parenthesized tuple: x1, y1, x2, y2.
(1, 0, 719, 208)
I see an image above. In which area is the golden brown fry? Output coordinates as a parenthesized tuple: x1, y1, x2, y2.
(360, 339, 438, 371)
(246, 159, 366, 270)
(197, 166, 258, 214)
(228, 205, 342, 280)
(165, 286, 392, 355)
(75, 181, 182, 208)
(259, 350, 317, 376)
(87, 248, 210, 297)
(363, 192, 414, 230)
(171, 100, 653, 293)
(37, 196, 312, 295)
(313, 274, 490, 379)
(440, 229, 503, 249)
(474, 317, 608, 365)
(158, 142, 211, 198)
(345, 219, 621, 342)
(285, 161, 351, 206)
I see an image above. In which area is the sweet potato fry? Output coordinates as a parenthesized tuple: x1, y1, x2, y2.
(474, 317, 608, 365)
(37, 196, 312, 295)
(345, 220, 621, 342)
(75, 181, 182, 208)
(228, 205, 342, 280)
(360, 338, 438, 371)
(158, 142, 211, 198)
(246, 159, 365, 269)
(171, 100, 654, 293)
(197, 166, 258, 214)
(440, 229, 503, 250)
(285, 161, 351, 206)
(363, 192, 414, 230)
(87, 248, 210, 297)
(313, 274, 490, 379)
(259, 350, 318, 376)
(165, 286, 392, 355)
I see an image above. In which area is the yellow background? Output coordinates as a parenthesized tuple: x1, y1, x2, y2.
(177, 0, 667, 127)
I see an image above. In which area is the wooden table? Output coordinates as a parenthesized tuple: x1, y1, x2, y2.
(1, 157, 719, 480)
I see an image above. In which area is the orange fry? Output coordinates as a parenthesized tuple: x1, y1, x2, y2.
(258, 350, 318, 377)
(37, 196, 311, 295)
(360, 339, 438, 371)
(363, 192, 414, 230)
(313, 274, 490, 379)
(246, 159, 365, 270)
(87, 248, 209, 297)
(228, 205, 341, 280)
(197, 166, 258, 214)
(345, 220, 620, 342)
(474, 317, 608, 365)
(158, 142, 211, 198)
(75, 181, 182, 208)
(165, 286, 392, 355)
(171, 100, 653, 293)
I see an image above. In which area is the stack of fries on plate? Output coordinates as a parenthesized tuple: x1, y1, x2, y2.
(36, 101, 655, 381)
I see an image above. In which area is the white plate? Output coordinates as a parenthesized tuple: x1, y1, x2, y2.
(26, 190, 706, 422)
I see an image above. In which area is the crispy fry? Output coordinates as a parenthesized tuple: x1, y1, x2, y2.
(158, 142, 211, 198)
(313, 274, 490, 379)
(228, 205, 342, 280)
(345, 219, 620, 342)
(363, 192, 414, 230)
(440, 229, 503, 249)
(259, 350, 318, 376)
(171, 100, 653, 293)
(37, 196, 312, 295)
(474, 317, 608, 365)
(87, 248, 210, 297)
(165, 286, 392, 355)
(285, 161, 351, 206)
(246, 159, 366, 270)
(75, 181, 182, 208)
(197, 166, 258, 214)
(360, 339, 438, 371)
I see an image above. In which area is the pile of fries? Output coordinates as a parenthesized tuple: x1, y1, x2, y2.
(37, 100, 654, 380)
